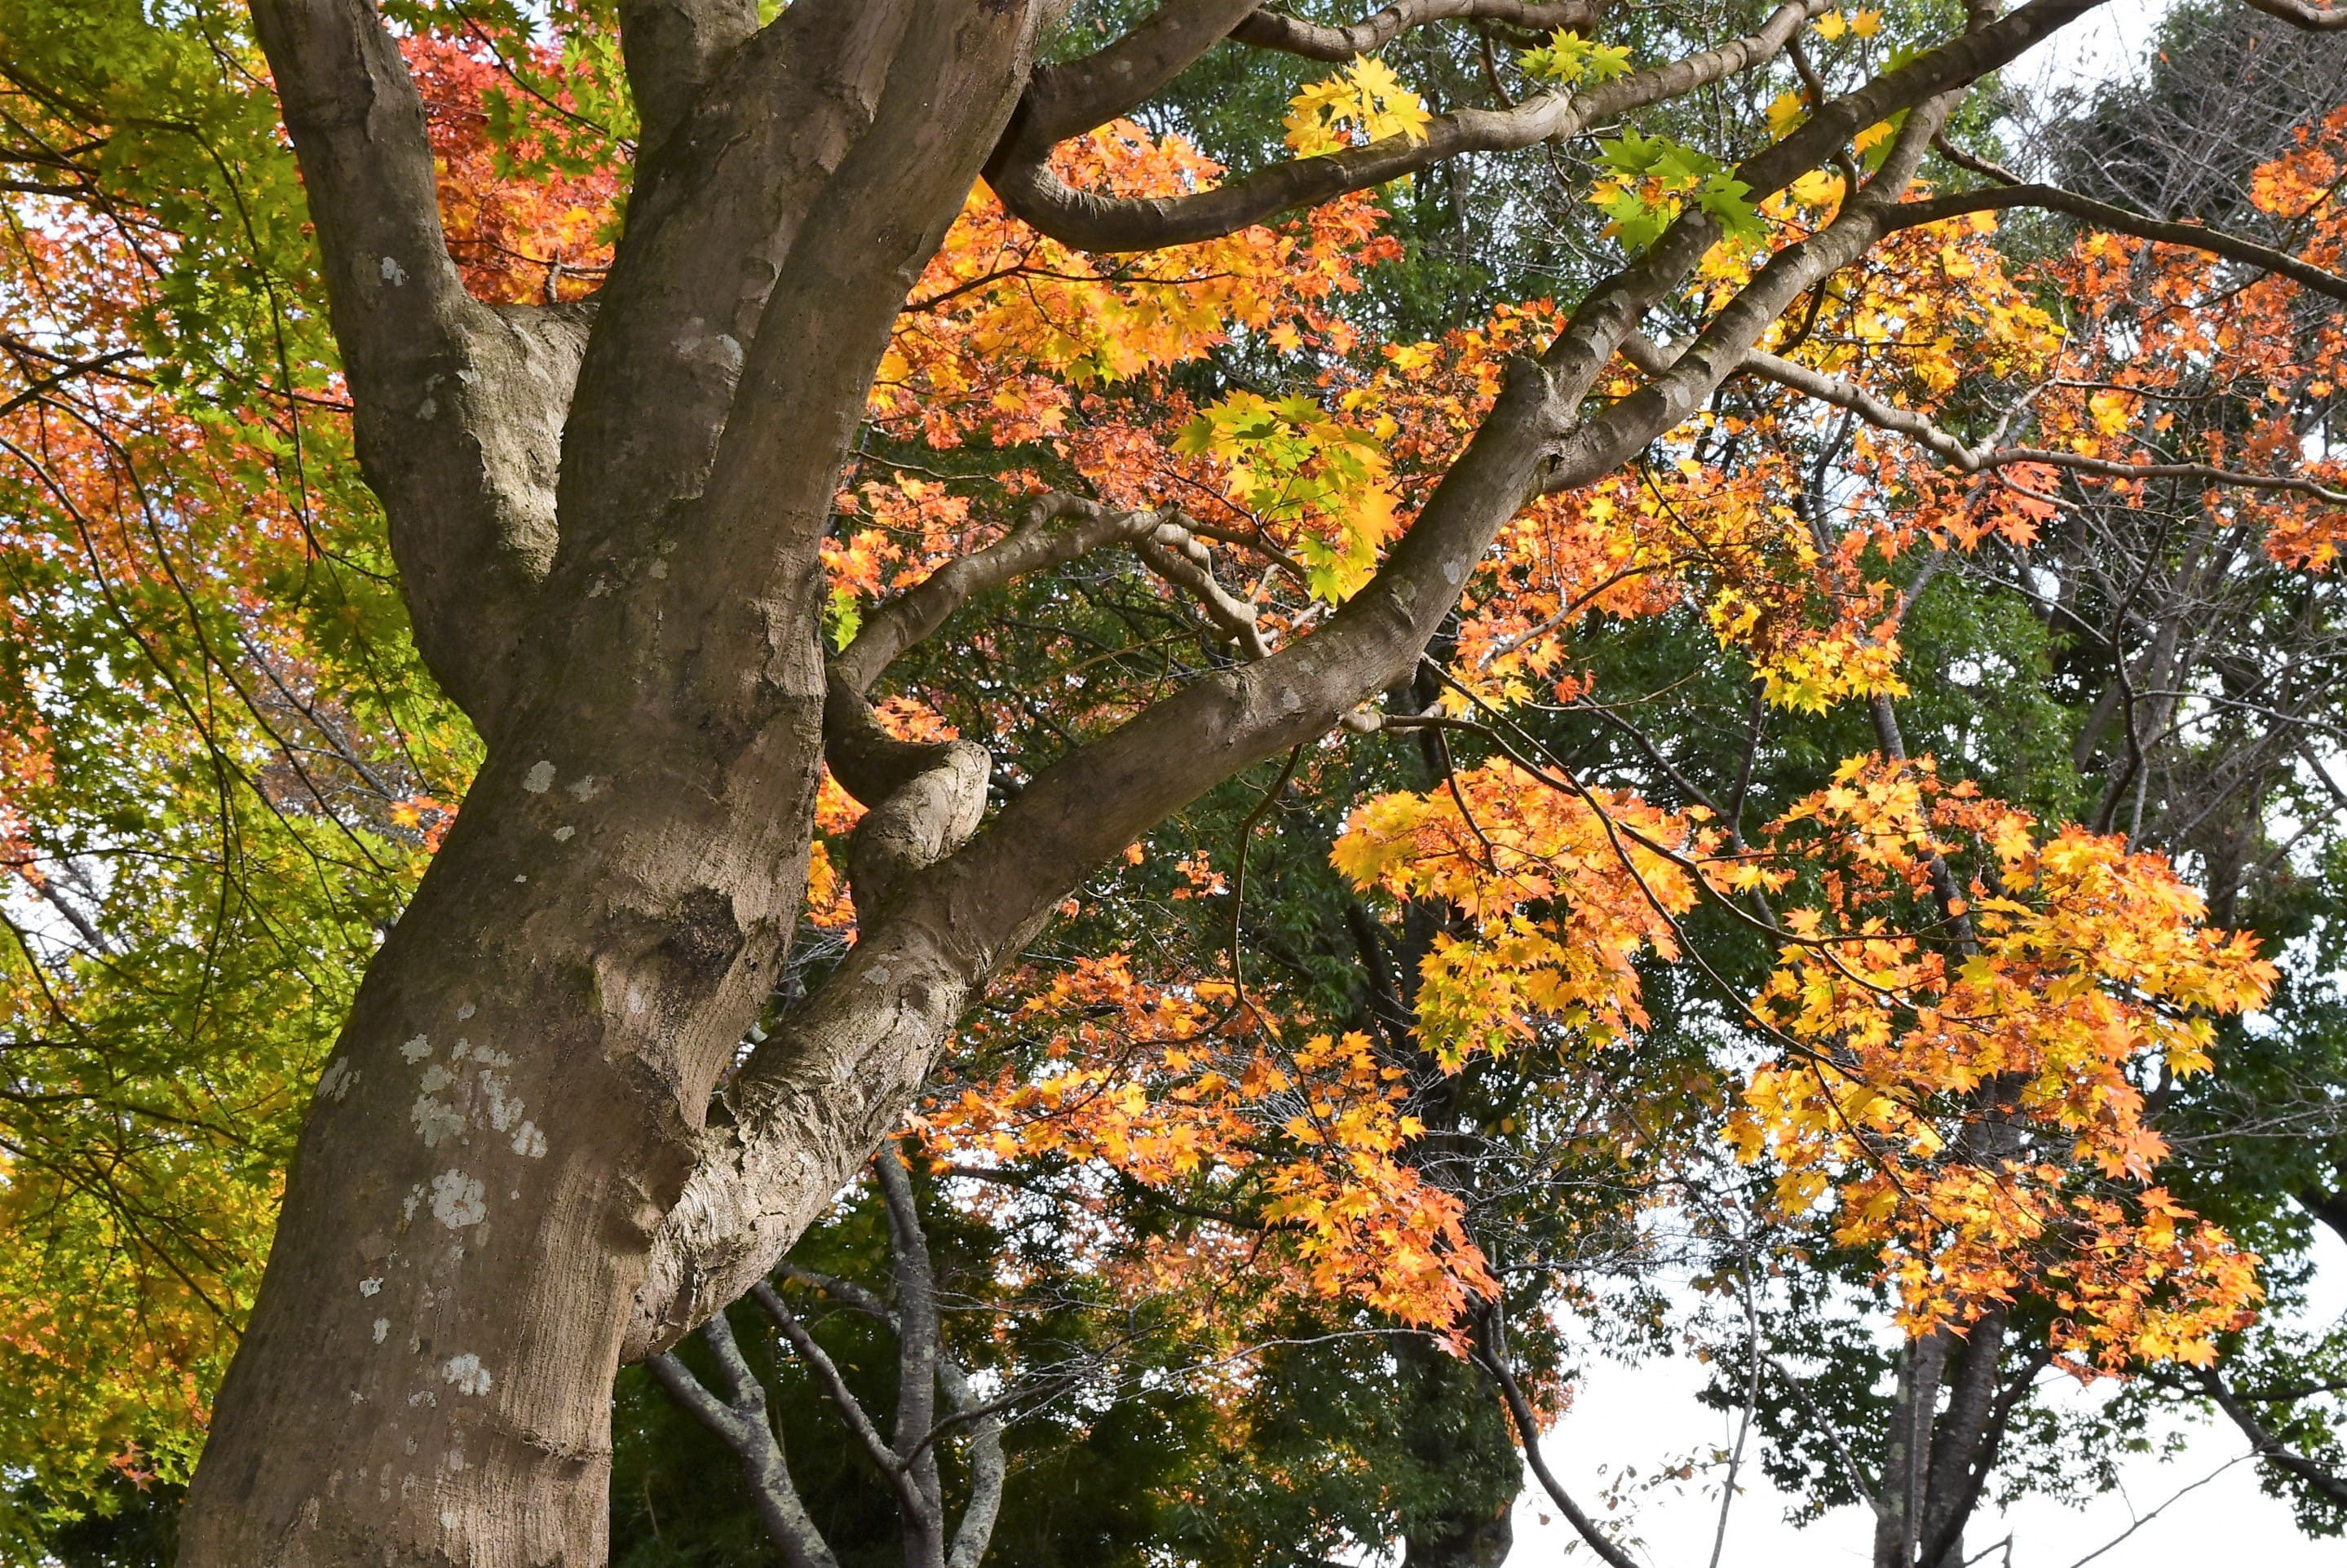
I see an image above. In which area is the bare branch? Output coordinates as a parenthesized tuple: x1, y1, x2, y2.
(1695, 337, 2347, 503)
(1890, 182, 2347, 301)
(648, 1318, 843, 1568)
(750, 1279, 936, 1530)
(1474, 1341, 1642, 1568)
(2234, 0, 2347, 31)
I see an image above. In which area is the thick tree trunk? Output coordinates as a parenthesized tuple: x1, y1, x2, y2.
(181, 3, 1049, 1562)
(183, 731, 815, 1565)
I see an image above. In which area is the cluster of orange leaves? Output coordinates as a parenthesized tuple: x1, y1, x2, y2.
(1734, 758, 2273, 1367)
(920, 954, 1496, 1331)
(408, 35, 618, 304)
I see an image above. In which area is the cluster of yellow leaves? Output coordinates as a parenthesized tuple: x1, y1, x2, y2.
(1175, 391, 1402, 599)
(1326, 745, 2273, 1367)
(1283, 56, 1433, 157)
(1333, 759, 1709, 1064)
(1729, 757, 2274, 1367)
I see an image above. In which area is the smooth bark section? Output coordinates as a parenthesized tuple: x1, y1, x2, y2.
(617, 0, 760, 153)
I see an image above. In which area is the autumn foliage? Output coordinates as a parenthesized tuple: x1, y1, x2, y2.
(3, 3, 2345, 1539)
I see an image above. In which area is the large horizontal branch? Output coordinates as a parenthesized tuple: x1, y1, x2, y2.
(1230, 0, 1596, 60)
(1891, 183, 2347, 303)
(989, 0, 1834, 251)
(625, 0, 2106, 1358)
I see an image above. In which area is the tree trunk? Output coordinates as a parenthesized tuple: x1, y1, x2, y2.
(181, 3, 1048, 1561)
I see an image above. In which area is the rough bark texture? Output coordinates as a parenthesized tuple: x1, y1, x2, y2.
(179, 0, 2126, 1561)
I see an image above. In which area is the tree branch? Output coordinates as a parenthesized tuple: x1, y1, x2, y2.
(2202, 1367, 2347, 1510)
(1229, 1, 1595, 60)
(750, 1279, 938, 1531)
(648, 1314, 844, 1568)
(247, 0, 587, 728)
(617, 0, 759, 152)
(989, 0, 1836, 252)
(1705, 337, 2347, 504)
(874, 1145, 946, 1564)
(1009, 0, 1266, 154)
(1890, 183, 2347, 302)
(2234, 0, 2347, 31)
(1474, 1341, 1642, 1568)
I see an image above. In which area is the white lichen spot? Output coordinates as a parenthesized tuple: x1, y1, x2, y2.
(445, 1448, 466, 1474)
(511, 1120, 548, 1159)
(408, 1389, 437, 1408)
(402, 1185, 423, 1222)
(412, 1094, 466, 1149)
(648, 558, 670, 579)
(481, 1073, 520, 1133)
(714, 333, 744, 373)
(418, 1063, 453, 1093)
(514, 874, 528, 883)
(429, 1169, 487, 1230)
(373, 1318, 390, 1345)
(553, 825, 575, 842)
(564, 774, 603, 802)
(318, 1058, 357, 1101)
(457, 1002, 476, 1021)
(416, 395, 437, 421)
(442, 1354, 493, 1396)
(378, 254, 408, 286)
(451, 1037, 472, 1060)
(359, 1276, 383, 1296)
(522, 760, 555, 794)
(401, 1035, 432, 1062)
(440, 1508, 460, 1530)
